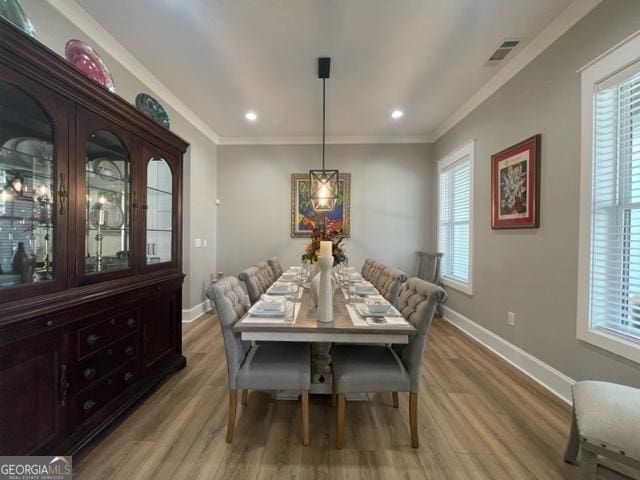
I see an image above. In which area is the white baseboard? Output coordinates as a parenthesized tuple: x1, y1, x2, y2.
(182, 300, 213, 323)
(440, 305, 575, 404)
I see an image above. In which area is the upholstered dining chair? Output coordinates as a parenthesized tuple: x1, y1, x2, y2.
(361, 258, 375, 281)
(206, 276, 311, 445)
(238, 261, 276, 304)
(330, 277, 446, 449)
(267, 257, 283, 279)
(564, 381, 640, 478)
(371, 265, 407, 306)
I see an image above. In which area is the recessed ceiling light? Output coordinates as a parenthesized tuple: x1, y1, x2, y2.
(245, 111, 257, 121)
(391, 109, 403, 119)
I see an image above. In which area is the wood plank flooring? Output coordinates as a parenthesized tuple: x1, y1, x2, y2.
(73, 314, 632, 479)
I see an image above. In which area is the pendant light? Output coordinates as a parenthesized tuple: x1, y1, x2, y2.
(310, 57, 339, 212)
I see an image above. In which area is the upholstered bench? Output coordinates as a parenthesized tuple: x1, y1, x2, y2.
(564, 381, 640, 478)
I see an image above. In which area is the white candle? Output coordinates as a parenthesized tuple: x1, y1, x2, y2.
(319, 241, 332, 258)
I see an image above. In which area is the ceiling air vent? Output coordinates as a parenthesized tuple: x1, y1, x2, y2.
(488, 40, 520, 62)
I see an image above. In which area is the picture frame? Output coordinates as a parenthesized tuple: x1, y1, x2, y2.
(290, 172, 351, 238)
(491, 135, 541, 229)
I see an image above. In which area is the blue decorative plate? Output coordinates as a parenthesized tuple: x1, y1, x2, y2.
(0, 0, 35, 37)
(135, 93, 170, 129)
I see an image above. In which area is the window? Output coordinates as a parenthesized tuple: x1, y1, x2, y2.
(437, 140, 474, 294)
(577, 32, 640, 363)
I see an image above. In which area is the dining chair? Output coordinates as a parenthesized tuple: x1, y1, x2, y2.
(371, 265, 407, 306)
(267, 257, 283, 279)
(564, 381, 640, 478)
(330, 277, 446, 449)
(361, 258, 375, 281)
(367, 260, 385, 286)
(206, 276, 311, 445)
(238, 261, 276, 304)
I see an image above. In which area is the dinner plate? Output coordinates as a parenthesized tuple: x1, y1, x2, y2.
(267, 283, 295, 295)
(278, 274, 298, 282)
(356, 303, 402, 318)
(249, 303, 286, 318)
(92, 158, 123, 180)
(355, 285, 378, 295)
(65, 39, 116, 93)
(89, 199, 125, 230)
(135, 93, 170, 129)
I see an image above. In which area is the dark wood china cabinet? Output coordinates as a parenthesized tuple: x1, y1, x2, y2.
(0, 18, 187, 455)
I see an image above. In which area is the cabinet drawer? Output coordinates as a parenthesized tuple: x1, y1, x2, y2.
(77, 309, 139, 358)
(77, 360, 137, 423)
(76, 333, 138, 391)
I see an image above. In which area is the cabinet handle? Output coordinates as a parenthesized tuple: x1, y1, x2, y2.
(125, 345, 134, 356)
(132, 191, 138, 209)
(86, 334, 100, 346)
(142, 203, 148, 211)
(127, 318, 137, 328)
(83, 400, 96, 412)
(46, 320, 53, 327)
(123, 372, 134, 383)
(58, 173, 68, 215)
(60, 364, 69, 407)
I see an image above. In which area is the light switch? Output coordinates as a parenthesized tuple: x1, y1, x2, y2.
(215, 199, 221, 205)
(194, 238, 202, 248)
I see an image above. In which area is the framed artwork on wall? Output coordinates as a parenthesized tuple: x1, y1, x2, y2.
(290, 173, 351, 237)
(491, 134, 541, 229)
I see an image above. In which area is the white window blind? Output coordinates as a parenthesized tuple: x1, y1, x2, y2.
(589, 60, 640, 339)
(438, 155, 471, 288)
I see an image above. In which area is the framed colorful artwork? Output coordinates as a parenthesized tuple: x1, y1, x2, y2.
(491, 135, 541, 229)
(290, 173, 351, 237)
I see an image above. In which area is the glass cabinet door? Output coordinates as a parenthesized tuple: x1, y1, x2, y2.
(84, 130, 132, 275)
(145, 157, 173, 265)
(0, 78, 68, 298)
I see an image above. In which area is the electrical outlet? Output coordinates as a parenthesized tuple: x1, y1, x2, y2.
(203, 238, 207, 247)
(194, 238, 202, 248)
(507, 311, 515, 326)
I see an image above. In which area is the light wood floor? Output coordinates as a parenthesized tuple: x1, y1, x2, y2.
(73, 314, 630, 480)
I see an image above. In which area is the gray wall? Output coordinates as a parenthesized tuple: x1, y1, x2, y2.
(433, 0, 640, 385)
(217, 143, 434, 277)
(21, 0, 218, 310)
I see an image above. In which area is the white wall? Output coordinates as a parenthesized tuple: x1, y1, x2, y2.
(433, 0, 640, 385)
(217, 143, 434, 277)
(21, 0, 218, 310)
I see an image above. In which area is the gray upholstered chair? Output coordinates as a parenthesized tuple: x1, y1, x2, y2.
(564, 381, 640, 478)
(238, 261, 276, 304)
(267, 257, 283, 279)
(206, 276, 311, 445)
(361, 258, 375, 281)
(371, 265, 407, 306)
(330, 278, 446, 449)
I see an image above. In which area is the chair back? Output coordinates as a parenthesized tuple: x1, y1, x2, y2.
(367, 260, 385, 285)
(372, 265, 407, 306)
(394, 278, 447, 391)
(206, 276, 251, 389)
(238, 261, 275, 304)
(416, 251, 443, 284)
(361, 258, 375, 281)
(267, 257, 283, 278)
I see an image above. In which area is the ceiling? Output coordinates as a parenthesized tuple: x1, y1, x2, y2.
(74, 0, 573, 142)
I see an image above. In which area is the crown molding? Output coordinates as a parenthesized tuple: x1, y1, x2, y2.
(218, 134, 434, 146)
(430, 0, 603, 142)
(45, 0, 221, 145)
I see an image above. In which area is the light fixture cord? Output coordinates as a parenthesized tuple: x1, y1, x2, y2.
(322, 77, 326, 172)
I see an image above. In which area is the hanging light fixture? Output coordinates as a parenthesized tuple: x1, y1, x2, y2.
(310, 57, 339, 212)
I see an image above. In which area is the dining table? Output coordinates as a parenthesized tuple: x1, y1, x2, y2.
(233, 268, 416, 395)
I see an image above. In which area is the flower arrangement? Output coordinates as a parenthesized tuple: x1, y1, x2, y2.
(302, 228, 347, 266)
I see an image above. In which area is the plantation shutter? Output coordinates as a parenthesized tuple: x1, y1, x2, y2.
(439, 156, 471, 284)
(589, 60, 640, 338)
